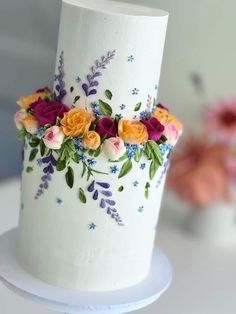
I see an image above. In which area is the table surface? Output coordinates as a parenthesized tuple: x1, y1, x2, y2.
(0, 178, 236, 314)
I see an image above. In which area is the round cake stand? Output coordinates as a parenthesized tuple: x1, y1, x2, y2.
(0, 229, 172, 314)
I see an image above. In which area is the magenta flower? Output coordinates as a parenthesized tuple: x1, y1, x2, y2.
(30, 99, 69, 126)
(141, 117, 164, 141)
(96, 117, 117, 138)
(157, 103, 169, 112)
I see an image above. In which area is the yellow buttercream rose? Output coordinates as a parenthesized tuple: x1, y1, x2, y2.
(60, 108, 95, 137)
(118, 120, 148, 145)
(152, 108, 183, 131)
(16, 92, 48, 109)
(83, 131, 101, 150)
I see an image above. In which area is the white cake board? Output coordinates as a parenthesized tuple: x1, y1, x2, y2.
(0, 229, 172, 314)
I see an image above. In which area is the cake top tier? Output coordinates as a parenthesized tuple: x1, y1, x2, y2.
(54, 0, 169, 119)
(63, 0, 168, 17)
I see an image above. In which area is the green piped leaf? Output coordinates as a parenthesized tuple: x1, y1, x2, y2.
(144, 140, 163, 166)
(118, 185, 124, 192)
(145, 182, 151, 199)
(18, 128, 27, 141)
(134, 150, 142, 162)
(109, 153, 128, 163)
(93, 148, 101, 157)
(29, 148, 38, 162)
(149, 160, 159, 180)
(73, 95, 80, 104)
(65, 166, 74, 188)
(40, 140, 46, 156)
(26, 166, 33, 173)
(105, 89, 113, 100)
(70, 86, 74, 93)
(29, 137, 40, 148)
(78, 188, 87, 204)
(99, 99, 112, 117)
(56, 159, 66, 171)
(118, 159, 132, 178)
(134, 102, 142, 112)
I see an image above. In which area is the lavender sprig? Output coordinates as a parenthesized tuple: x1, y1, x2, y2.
(87, 180, 124, 226)
(82, 50, 116, 96)
(35, 153, 56, 199)
(146, 94, 152, 112)
(156, 160, 170, 189)
(54, 51, 67, 102)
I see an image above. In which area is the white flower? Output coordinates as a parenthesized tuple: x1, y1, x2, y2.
(101, 137, 126, 161)
(43, 126, 64, 150)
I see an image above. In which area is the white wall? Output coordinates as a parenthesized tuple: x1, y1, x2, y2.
(116, 0, 236, 127)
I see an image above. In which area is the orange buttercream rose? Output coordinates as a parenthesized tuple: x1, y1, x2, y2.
(16, 92, 48, 109)
(118, 120, 148, 145)
(83, 131, 101, 150)
(152, 108, 183, 131)
(60, 108, 95, 137)
(22, 115, 39, 135)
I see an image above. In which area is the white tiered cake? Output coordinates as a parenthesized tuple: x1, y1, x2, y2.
(15, 0, 182, 291)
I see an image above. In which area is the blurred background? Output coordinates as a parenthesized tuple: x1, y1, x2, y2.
(1, 0, 236, 179)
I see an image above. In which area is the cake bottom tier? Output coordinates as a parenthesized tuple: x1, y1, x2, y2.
(17, 148, 167, 291)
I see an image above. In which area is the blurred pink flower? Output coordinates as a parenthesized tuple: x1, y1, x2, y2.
(167, 134, 231, 208)
(206, 99, 236, 142)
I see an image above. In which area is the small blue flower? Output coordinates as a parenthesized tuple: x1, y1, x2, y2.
(140, 163, 146, 170)
(110, 165, 119, 174)
(91, 101, 101, 116)
(37, 127, 45, 138)
(72, 137, 83, 151)
(89, 222, 96, 230)
(76, 76, 81, 83)
(126, 144, 139, 159)
(139, 110, 150, 120)
(132, 88, 139, 95)
(138, 206, 144, 213)
(120, 104, 126, 110)
(115, 113, 123, 119)
(37, 158, 43, 167)
(133, 180, 139, 187)
(91, 101, 99, 109)
(159, 143, 172, 156)
(27, 134, 33, 141)
(79, 154, 87, 162)
(56, 197, 63, 205)
(128, 55, 134, 62)
(87, 158, 96, 167)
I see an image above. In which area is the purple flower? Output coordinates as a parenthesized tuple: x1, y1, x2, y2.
(30, 99, 69, 126)
(96, 117, 117, 138)
(141, 117, 164, 141)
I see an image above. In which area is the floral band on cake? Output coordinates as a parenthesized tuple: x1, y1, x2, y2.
(15, 89, 182, 178)
(14, 50, 182, 213)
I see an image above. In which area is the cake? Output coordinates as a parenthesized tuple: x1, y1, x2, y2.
(14, 0, 182, 291)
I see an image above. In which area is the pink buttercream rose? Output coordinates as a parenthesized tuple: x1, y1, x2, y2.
(101, 137, 126, 161)
(43, 126, 64, 150)
(14, 109, 27, 130)
(163, 123, 182, 146)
